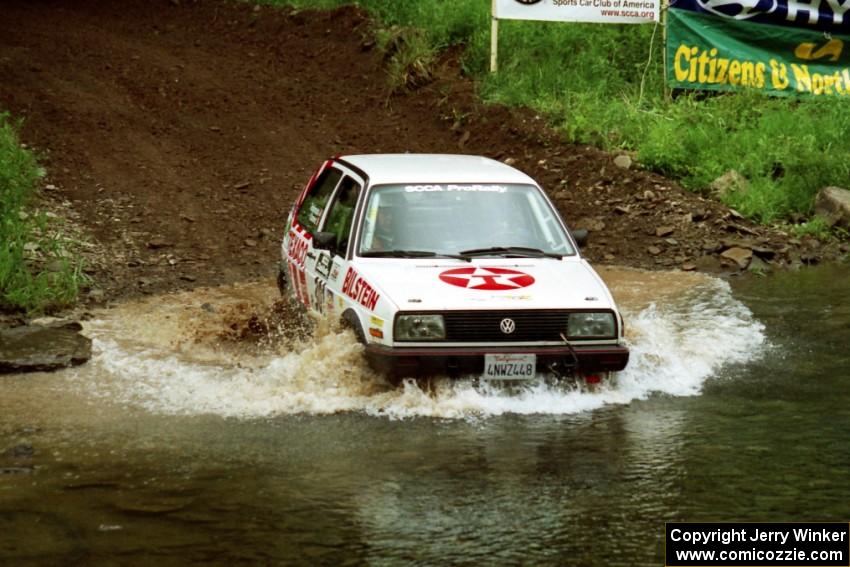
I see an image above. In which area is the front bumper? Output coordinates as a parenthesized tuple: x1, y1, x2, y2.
(364, 343, 629, 378)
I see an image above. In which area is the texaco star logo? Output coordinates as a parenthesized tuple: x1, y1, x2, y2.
(438, 267, 535, 291)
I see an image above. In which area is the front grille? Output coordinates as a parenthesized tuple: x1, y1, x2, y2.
(442, 310, 570, 342)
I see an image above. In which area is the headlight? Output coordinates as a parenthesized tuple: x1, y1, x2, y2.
(395, 314, 446, 341)
(568, 312, 616, 338)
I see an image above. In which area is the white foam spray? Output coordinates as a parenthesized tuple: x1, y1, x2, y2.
(75, 271, 765, 420)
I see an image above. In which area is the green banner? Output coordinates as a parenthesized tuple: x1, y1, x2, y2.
(667, 9, 850, 97)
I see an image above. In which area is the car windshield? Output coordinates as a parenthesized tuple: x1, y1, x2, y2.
(357, 183, 576, 258)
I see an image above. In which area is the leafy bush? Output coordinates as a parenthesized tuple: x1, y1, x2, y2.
(0, 112, 85, 312)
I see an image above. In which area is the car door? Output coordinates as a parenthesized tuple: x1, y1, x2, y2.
(312, 173, 364, 316)
(286, 164, 343, 310)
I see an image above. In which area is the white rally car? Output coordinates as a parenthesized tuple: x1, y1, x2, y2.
(279, 154, 629, 382)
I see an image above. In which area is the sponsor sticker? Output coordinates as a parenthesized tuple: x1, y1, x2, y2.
(315, 253, 331, 279)
(342, 267, 380, 310)
(286, 231, 309, 267)
(404, 184, 507, 193)
(439, 267, 535, 291)
(370, 315, 384, 328)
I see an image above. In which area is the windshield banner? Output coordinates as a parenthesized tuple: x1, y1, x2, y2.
(667, 0, 850, 96)
(494, 0, 658, 24)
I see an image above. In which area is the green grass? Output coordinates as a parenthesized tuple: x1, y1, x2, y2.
(1, 112, 86, 313)
(265, 0, 850, 228)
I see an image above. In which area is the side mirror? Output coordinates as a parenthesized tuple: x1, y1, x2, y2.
(571, 229, 588, 248)
(313, 231, 336, 250)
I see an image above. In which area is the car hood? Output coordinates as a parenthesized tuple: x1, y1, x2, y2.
(356, 258, 616, 312)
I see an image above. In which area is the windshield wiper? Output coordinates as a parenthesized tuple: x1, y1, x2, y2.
(458, 246, 563, 259)
(361, 250, 471, 261)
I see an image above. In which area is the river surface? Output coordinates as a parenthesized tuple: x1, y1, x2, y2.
(1, 265, 848, 565)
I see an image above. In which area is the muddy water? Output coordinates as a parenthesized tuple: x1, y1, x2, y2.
(1, 266, 848, 565)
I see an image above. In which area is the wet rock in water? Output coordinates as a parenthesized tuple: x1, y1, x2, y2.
(720, 246, 753, 269)
(814, 186, 850, 229)
(720, 238, 776, 259)
(747, 256, 771, 274)
(751, 245, 776, 259)
(656, 226, 674, 237)
(647, 245, 662, 256)
(801, 252, 820, 265)
(30, 316, 64, 326)
(0, 321, 91, 374)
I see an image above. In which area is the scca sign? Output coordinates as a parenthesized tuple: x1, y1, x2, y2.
(494, 0, 659, 24)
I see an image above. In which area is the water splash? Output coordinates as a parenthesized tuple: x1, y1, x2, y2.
(77, 269, 765, 419)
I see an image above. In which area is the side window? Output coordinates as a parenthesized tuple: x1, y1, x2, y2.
(321, 176, 362, 256)
(296, 168, 342, 234)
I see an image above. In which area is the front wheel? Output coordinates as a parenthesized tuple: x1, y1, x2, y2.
(340, 309, 367, 345)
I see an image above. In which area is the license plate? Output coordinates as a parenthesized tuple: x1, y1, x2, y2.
(483, 353, 536, 380)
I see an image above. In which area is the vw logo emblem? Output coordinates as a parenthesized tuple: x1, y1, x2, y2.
(500, 318, 516, 334)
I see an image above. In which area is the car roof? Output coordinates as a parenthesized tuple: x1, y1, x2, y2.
(338, 154, 538, 186)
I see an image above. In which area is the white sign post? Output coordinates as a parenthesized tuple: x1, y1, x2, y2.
(491, 0, 500, 73)
(491, 0, 660, 73)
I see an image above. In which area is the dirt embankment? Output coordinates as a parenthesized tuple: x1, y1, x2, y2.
(1, 0, 844, 306)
